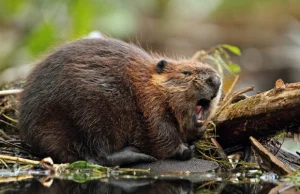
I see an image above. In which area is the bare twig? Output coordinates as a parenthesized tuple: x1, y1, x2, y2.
(0, 130, 12, 140)
(0, 89, 22, 96)
(2, 114, 18, 123)
(0, 154, 39, 165)
(0, 138, 31, 153)
(0, 175, 33, 183)
(222, 75, 240, 104)
(0, 158, 9, 169)
(0, 119, 17, 129)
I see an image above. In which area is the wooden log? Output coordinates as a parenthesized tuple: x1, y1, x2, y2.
(214, 82, 300, 149)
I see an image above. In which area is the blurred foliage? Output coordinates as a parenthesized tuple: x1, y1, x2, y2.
(1, 0, 300, 83)
(0, 0, 142, 72)
(0, 0, 244, 74)
(212, 0, 300, 20)
(193, 44, 241, 77)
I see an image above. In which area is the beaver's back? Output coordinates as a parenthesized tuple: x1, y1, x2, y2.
(19, 38, 154, 162)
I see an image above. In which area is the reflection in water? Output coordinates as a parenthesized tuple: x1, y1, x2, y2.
(1, 178, 192, 194)
(0, 177, 280, 194)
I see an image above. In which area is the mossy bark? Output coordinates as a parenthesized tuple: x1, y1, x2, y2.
(213, 82, 300, 149)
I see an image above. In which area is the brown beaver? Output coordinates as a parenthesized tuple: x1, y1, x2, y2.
(19, 37, 222, 166)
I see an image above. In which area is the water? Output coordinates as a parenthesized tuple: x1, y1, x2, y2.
(0, 169, 298, 193)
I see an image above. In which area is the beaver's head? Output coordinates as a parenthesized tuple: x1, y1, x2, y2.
(153, 59, 222, 141)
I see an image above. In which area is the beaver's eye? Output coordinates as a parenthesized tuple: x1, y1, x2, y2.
(182, 71, 192, 76)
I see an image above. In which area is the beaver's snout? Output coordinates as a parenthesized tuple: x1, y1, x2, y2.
(206, 75, 221, 99)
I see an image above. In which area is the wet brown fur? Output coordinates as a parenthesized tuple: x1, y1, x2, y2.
(19, 38, 221, 163)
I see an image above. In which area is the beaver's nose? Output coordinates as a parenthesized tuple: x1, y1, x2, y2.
(206, 75, 221, 92)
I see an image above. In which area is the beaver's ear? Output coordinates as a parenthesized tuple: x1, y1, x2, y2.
(156, 60, 168, 74)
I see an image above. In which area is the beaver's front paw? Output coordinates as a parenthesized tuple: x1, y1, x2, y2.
(173, 144, 194, 161)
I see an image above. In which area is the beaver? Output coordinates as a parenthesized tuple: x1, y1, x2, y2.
(19, 37, 222, 166)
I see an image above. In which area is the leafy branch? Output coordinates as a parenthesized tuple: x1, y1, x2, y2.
(192, 44, 241, 76)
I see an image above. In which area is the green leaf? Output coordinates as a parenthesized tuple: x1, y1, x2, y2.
(67, 161, 107, 172)
(67, 161, 89, 169)
(221, 44, 241, 56)
(72, 174, 89, 183)
(228, 63, 241, 73)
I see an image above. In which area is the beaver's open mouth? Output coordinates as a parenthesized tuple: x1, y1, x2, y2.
(196, 99, 211, 120)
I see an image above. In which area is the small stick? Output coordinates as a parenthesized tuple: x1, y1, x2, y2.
(115, 168, 150, 173)
(222, 75, 240, 104)
(0, 154, 39, 165)
(211, 138, 232, 170)
(197, 149, 221, 163)
(0, 139, 31, 152)
(0, 175, 33, 183)
(2, 114, 18, 123)
(197, 180, 217, 190)
(0, 89, 22, 96)
(0, 119, 17, 129)
(0, 158, 9, 169)
(211, 138, 229, 160)
(0, 130, 12, 140)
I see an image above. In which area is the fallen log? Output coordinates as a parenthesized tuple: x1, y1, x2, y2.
(213, 81, 300, 150)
